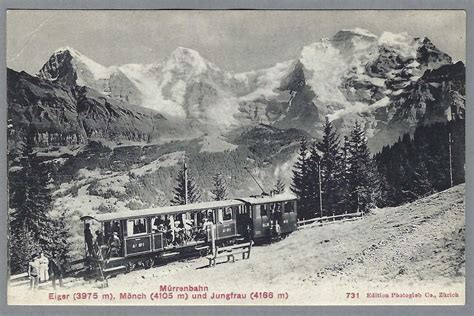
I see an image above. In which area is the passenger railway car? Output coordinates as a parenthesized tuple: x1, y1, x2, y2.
(79, 193, 297, 276)
(237, 194, 298, 239)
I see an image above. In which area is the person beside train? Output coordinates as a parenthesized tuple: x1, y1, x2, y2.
(28, 254, 40, 290)
(94, 230, 109, 259)
(95, 230, 104, 246)
(108, 232, 121, 257)
(201, 215, 213, 242)
(84, 223, 94, 257)
(38, 252, 49, 283)
(112, 221, 121, 235)
(49, 251, 64, 290)
(183, 215, 194, 243)
(173, 217, 184, 245)
(167, 216, 176, 245)
(270, 204, 282, 239)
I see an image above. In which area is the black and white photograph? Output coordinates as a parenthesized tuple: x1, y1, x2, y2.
(6, 10, 466, 305)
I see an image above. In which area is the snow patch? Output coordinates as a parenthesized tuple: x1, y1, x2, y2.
(118, 63, 187, 118)
(55, 47, 115, 81)
(328, 96, 390, 121)
(300, 40, 349, 105)
(378, 32, 418, 59)
(341, 27, 377, 38)
(238, 60, 293, 101)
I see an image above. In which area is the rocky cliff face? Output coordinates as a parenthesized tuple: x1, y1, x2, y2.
(8, 68, 167, 147)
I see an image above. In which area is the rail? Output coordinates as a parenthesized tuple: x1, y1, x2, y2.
(297, 212, 363, 228)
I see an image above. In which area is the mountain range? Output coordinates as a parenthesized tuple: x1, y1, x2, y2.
(26, 27, 464, 152)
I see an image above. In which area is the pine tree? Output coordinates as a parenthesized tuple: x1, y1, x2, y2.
(291, 138, 312, 220)
(337, 136, 351, 213)
(9, 228, 41, 274)
(9, 129, 52, 245)
(211, 172, 228, 201)
(307, 143, 323, 217)
(171, 168, 201, 205)
(409, 160, 435, 199)
(346, 122, 381, 213)
(45, 209, 73, 261)
(274, 177, 286, 194)
(9, 128, 58, 273)
(316, 117, 341, 215)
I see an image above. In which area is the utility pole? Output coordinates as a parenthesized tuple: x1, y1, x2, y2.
(448, 132, 454, 188)
(318, 160, 323, 218)
(184, 162, 188, 205)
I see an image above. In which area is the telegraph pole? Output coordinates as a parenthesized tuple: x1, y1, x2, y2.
(448, 102, 454, 188)
(318, 161, 323, 218)
(448, 132, 453, 188)
(184, 162, 188, 205)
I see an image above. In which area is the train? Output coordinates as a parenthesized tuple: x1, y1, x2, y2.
(79, 192, 298, 277)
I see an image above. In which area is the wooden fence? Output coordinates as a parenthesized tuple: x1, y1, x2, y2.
(297, 212, 363, 229)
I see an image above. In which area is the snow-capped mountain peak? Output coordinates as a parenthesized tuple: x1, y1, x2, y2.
(35, 29, 462, 152)
(163, 46, 220, 76)
(38, 46, 114, 86)
(335, 27, 378, 40)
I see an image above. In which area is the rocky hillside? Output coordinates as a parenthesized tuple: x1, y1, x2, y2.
(6, 68, 183, 147)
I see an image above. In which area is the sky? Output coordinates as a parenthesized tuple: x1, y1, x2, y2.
(6, 10, 466, 74)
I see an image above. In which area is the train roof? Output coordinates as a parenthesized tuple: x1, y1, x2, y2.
(237, 192, 297, 204)
(83, 199, 245, 222)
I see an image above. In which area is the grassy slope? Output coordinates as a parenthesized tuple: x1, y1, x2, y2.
(111, 184, 465, 294)
(9, 184, 465, 305)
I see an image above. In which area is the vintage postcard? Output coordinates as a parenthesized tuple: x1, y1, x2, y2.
(6, 10, 466, 305)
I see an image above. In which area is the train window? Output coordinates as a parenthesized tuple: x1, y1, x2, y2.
(260, 204, 268, 217)
(206, 210, 215, 224)
(223, 207, 233, 221)
(269, 203, 280, 213)
(152, 216, 166, 232)
(284, 201, 294, 213)
(234, 205, 244, 214)
(127, 218, 147, 236)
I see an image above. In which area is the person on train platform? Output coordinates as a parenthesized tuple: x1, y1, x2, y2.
(183, 216, 194, 242)
(112, 221, 120, 235)
(153, 216, 165, 232)
(200, 217, 213, 241)
(108, 232, 121, 257)
(95, 230, 104, 246)
(168, 216, 176, 244)
(84, 223, 94, 256)
(173, 220, 184, 245)
(138, 219, 146, 233)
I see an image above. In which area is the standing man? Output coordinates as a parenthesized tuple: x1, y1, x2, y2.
(38, 252, 49, 283)
(84, 223, 94, 256)
(49, 251, 64, 290)
(108, 232, 121, 257)
(28, 254, 40, 290)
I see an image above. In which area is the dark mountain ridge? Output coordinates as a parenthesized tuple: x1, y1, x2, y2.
(8, 68, 167, 147)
